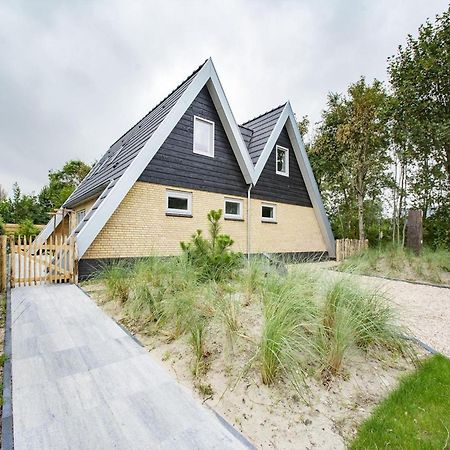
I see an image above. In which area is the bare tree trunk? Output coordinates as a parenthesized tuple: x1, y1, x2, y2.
(357, 193, 365, 241)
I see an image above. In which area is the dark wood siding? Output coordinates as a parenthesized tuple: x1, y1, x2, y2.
(138, 86, 248, 196)
(251, 126, 312, 207)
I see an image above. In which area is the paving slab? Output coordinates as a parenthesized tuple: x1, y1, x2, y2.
(11, 284, 254, 449)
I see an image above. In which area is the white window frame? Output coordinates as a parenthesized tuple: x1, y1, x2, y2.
(76, 209, 86, 225)
(261, 203, 277, 223)
(193, 116, 215, 158)
(166, 189, 192, 216)
(275, 145, 289, 177)
(224, 197, 243, 220)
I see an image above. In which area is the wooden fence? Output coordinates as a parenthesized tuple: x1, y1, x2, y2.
(3, 235, 78, 288)
(335, 238, 368, 262)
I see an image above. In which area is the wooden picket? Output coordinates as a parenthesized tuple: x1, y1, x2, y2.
(335, 238, 368, 262)
(9, 235, 77, 288)
(0, 235, 6, 292)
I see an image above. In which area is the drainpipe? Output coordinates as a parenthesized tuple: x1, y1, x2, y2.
(247, 183, 253, 262)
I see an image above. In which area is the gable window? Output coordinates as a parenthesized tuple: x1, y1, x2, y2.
(224, 198, 243, 220)
(193, 116, 214, 157)
(276, 145, 289, 176)
(166, 190, 192, 216)
(76, 209, 86, 225)
(261, 203, 277, 223)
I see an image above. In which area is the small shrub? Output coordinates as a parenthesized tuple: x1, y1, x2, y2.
(180, 209, 242, 282)
(16, 219, 39, 237)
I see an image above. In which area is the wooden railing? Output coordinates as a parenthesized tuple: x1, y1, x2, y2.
(335, 238, 368, 262)
(8, 235, 78, 288)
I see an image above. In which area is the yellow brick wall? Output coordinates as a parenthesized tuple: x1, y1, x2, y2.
(83, 181, 327, 259)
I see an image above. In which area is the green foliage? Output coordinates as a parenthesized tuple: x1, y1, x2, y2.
(351, 354, 450, 450)
(309, 79, 391, 241)
(0, 160, 92, 226)
(388, 7, 450, 222)
(180, 209, 242, 282)
(259, 272, 317, 387)
(339, 244, 450, 284)
(318, 279, 406, 377)
(16, 219, 39, 237)
(39, 160, 92, 211)
(0, 215, 4, 235)
(0, 183, 48, 224)
(98, 261, 131, 304)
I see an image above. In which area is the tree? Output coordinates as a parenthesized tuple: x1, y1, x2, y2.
(39, 160, 91, 210)
(310, 79, 391, 241)
(388, 6, 450, 246)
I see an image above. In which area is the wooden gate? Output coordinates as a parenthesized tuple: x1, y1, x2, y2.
(9, 235, 78, 288)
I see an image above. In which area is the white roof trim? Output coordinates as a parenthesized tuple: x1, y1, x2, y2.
(76, 58, 255, 257)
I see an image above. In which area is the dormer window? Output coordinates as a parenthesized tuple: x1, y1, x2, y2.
(276, 145, 289, 176)
(193, 116, 214, 157)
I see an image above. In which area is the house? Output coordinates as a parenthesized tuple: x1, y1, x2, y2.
(36, 58, 335, 278)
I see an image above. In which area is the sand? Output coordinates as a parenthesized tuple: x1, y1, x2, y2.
(85, 282, 420, 449)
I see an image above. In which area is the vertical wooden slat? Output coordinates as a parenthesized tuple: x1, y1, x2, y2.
(18, 235, 22, 287)
(33, 237, 37, 284)
(57, 234, 61, 284)
(73, 238, 78, 284)
(10, 236, 15, 288)
(46, 235, 50, 284)
(68, 236, 73, 283)
(27, 235, 31, 286)
(0, 236, 6, 291)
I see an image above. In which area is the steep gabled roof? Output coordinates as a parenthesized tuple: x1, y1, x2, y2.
(64, 61, 207, 208)
(37, 59, 335, 258)
(241, 104, 286, 165)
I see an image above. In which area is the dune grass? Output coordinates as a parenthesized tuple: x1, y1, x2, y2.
(338, 244, 450, 284)
(318, 279, 408, 377)
(351, 354, 450, 450)
(95, 255, 412, 387)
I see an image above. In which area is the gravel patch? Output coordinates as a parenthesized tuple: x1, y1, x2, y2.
(324, 270, 450, 357)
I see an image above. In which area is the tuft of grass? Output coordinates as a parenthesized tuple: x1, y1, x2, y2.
(189, 317, 207, 377)
(350, 354, 450, 450)
(339, 244, 450, 284)
(259, 272, 317, 387)
(318, 278, 408, 378)
(97, 261, 131, 304)
(240, 257, 267, 305)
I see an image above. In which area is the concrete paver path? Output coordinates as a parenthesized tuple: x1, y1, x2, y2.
(11, 284, 252, 449)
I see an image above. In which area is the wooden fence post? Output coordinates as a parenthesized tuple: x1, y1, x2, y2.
(0, 235, 6, 292)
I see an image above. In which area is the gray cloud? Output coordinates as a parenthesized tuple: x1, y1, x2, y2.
(0, 0, 448, 195)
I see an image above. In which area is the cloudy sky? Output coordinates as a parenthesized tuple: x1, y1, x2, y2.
(1, 0, 448, 195)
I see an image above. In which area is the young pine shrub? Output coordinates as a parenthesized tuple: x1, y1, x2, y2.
(180, 209, 242, 282)
(98, 261, 131, 304)
(319, 278, 407, 378)
(259, 272, 317, 387)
